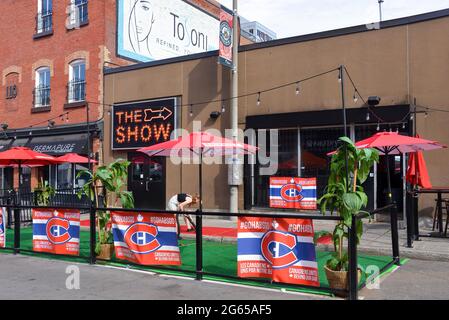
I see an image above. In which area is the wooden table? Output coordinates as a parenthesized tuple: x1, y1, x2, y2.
(414, 187, 449, 238)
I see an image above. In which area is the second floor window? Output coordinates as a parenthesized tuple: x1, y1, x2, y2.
(69, 0, 88, 27)
(34, 67, 51, 107)
(68, 60, 86, 103)
(36, 0, 53, 34)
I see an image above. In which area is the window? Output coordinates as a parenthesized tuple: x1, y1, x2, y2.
(68, 60, 86, 103)
(36, 0, 53, 34)
(34, 67, 51, 107)
(69, 0, 88, 27)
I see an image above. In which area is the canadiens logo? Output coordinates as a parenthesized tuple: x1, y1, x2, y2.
(46, 217, 72, 244)
(260, 230, 299, 269)
(124, 222, 161, 254)
(280, 183, 304, 202)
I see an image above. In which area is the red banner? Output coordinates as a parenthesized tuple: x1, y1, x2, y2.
(0, 207, 5, 248)
(32, 209, 81, 256)
(218, 5, 233, 68)
(237, 217, 319, 287)
(111, 211, 181, 266)
(269, 177, 317, 210)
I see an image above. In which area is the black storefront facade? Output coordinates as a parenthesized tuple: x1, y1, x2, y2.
(0, 122, 101, 192)
(244, 105, 413, 224)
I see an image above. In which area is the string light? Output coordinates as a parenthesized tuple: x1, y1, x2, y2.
(189, 104, 193, 117)
(338, 71, 342, 83)
(295, 82, 300, 95)
(353, 91, 358, 103)
(410, 113, 414, 120)
(257, 92, 261, 106)
(402, 122, 406, 129)
(425, 112, 428, 118)
(221, 104, 226, 113)
(376, 122, 380, 131)
(366, 112, 370, 121)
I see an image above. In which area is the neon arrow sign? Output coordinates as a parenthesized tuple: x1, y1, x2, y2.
(144, 107, 173, 122)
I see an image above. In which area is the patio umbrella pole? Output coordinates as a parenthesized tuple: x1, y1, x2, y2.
(195, 151, 203, 281)
(385, 148, 400, 265)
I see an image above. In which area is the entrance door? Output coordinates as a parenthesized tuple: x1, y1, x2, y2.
(128, 152, 165, 209)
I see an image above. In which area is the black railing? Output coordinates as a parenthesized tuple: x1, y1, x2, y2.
(67, 80, 86, 102)
(33, 85, 51, 107)
(0, 188, 94, 226)
(0, 201, 400, 300)
(36, 11, 53, 34)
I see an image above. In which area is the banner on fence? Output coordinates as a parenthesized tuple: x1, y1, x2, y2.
(0, 207, 5, 248)
(237, 217, 319, 286)
(111, 211, 181, 266)
(32, 209, 81, 256)
(269, 177, 317, 210)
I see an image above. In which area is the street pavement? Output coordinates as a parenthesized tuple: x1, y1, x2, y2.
(0, 254, 322, 300)
(1, 252, 448, 300)
(360, 259, 449, 300)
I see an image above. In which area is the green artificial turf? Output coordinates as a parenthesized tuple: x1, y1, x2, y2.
(3, 227, 403, 296)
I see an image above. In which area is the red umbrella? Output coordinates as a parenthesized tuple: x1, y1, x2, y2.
(406, 135, 432, 189)
(0, 147, 63, 191)
(353, 132, 446, 155)
(0, 147, 62, 166)
(328, 132, 446, 203)
(138, 131, 258, 210)
(56, 153, 97, 164)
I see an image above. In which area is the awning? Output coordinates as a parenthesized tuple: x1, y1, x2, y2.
(0, 139, 13, 152)
(25, 133, 89, 156)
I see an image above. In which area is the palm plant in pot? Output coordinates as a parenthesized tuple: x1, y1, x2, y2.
(78, 159, 134, 260)
(318, 137, 379, 293)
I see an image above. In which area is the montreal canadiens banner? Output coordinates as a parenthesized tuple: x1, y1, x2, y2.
(111, 211, 181, 266)
(0, 207, 6, 248)
(269, 177, 317, 210)
(32, 209, 81, 256)
(237, 217, 319, 287)
(218, 5, 233, 68)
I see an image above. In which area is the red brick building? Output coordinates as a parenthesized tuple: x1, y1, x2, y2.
(0, 0, 223, 192)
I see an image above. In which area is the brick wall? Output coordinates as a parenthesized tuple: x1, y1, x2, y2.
(0, 0, 109, 130)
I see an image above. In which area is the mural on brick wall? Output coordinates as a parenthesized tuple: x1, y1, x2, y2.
(117, 0, 219, 62)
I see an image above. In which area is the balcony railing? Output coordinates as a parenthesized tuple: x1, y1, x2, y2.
(67, 79, 86, 103)
(33, 85, 51, 107)
(36, 11, 53, 34)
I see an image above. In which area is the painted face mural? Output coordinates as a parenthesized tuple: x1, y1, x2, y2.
(129, 0, 155, 54)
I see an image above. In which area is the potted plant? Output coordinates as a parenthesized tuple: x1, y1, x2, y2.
(34, 179, 55, 206)
(78, 159, 134, 260)
(318, 137, 379, 294)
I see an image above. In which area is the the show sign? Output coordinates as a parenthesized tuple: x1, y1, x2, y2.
(0, 207, 6, 248)
(32, 209, 81, 256)
(117, 0, 219, 62)
(218, 5, 233, 68)
(112, 98, 176, 150)
(269, 177, 317, 210)
(111, 211, 181, 266)
(237, 217, 319, 287)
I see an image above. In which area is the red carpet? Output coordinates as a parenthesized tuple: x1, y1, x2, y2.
(81, 219, 332, 244)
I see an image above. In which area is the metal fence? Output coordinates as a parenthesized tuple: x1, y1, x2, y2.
(0, 188, 92, 226)
(0, 201, 400, 300)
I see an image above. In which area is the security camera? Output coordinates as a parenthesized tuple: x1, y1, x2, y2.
(367, 96, 381, 106)
(210, 111, 221, 120)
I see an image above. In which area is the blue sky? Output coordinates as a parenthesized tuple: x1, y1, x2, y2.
(218, 0, 449, 38)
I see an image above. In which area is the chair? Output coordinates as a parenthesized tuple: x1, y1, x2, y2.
(432, 198, 449, 231)
(443, 199, 449, 237)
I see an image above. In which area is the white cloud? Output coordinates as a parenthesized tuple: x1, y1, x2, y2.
(218, 0, 449, 38)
